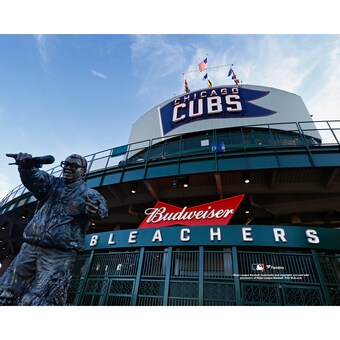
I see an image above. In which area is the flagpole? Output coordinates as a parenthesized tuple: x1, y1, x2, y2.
(183, 63, 234, 75)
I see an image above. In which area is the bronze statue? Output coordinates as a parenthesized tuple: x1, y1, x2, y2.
(0, 153, 108, 305)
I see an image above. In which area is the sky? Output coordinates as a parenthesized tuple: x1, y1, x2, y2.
(1, 34, 340, 199)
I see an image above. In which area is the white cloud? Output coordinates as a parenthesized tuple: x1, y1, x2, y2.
(130, 35, 189, 97)
(35, 34, 49, 64)
(196, 36, 317, 93)
(176, 35, 340, 123)
(91, 69, 108, 80)
(179, 36, 310, 95)
(305, 37, 340, 120)
(238, 36, 320, 93)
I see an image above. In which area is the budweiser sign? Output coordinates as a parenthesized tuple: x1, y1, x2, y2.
(138, 194, 245, 229)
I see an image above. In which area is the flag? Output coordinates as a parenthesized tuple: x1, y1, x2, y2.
(232, 72, 241, 85)
(184, 78, 190, 93)
(198, 57, 207, 72)
(202, 73, 212, 87)
(228, 67, 241, 85)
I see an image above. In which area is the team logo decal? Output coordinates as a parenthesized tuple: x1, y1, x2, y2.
(252, 264, 265, 271)
(159, 87, 276, 135)
(138, 194, 245, 229)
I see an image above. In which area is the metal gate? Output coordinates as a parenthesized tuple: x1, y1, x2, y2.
(241, 282, 324, 305)
(238, 250, 326, 306)
(67, 247, 340, 306)
(70, 251, 140, 306)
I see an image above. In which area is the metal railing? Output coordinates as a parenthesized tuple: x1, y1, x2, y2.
(1, 120, 339, 208)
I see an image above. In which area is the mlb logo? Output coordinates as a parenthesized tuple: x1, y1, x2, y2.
(252, 263, 265, 271)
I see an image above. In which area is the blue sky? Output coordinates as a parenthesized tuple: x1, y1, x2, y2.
(1, 34, 340, 198)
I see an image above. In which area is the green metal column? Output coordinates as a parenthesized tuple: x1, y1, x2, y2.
(311, 249, 333, 305)
(199, 246, 204, 305)
(131, 247, 145, 306)
(75, 250, 94, 306)
(296, 122, 315, 166)
(231, 246, 242, 306)
(143, 139, 153, 179)
(163, 247, 173, 306)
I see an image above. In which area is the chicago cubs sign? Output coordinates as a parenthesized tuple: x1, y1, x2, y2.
(159, 86, 276, 135)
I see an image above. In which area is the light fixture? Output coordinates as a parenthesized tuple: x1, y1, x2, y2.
(131, 182, 137, 194)
(171, 178, 178, 188)
(21, 210, 29, 219)
(182, 176, 189, 188)
(244, 198, 250, 214)
(243, 171, 250, 184)
(172, 176, 189, 188)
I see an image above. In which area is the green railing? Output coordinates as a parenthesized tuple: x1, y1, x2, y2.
(1, 120, 340, 209)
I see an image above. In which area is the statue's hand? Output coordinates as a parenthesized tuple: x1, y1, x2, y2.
(85, 194, 100, 218)
(6, 152, 32, 165)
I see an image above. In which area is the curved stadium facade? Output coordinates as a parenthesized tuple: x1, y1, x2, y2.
(0, 84, 340, 306)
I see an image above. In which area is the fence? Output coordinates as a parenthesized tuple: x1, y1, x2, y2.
(67, 247, 340, 306)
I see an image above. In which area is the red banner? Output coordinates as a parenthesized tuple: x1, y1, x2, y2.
(138, 194, 245, 229)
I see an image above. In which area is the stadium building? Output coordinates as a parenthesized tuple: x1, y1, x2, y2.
(0, 84, 340, 306)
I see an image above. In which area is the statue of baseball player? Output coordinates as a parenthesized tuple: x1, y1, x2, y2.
(0, 153, 108, 305)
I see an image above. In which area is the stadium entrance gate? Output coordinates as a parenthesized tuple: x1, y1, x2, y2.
(67, 246, 340, 306)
